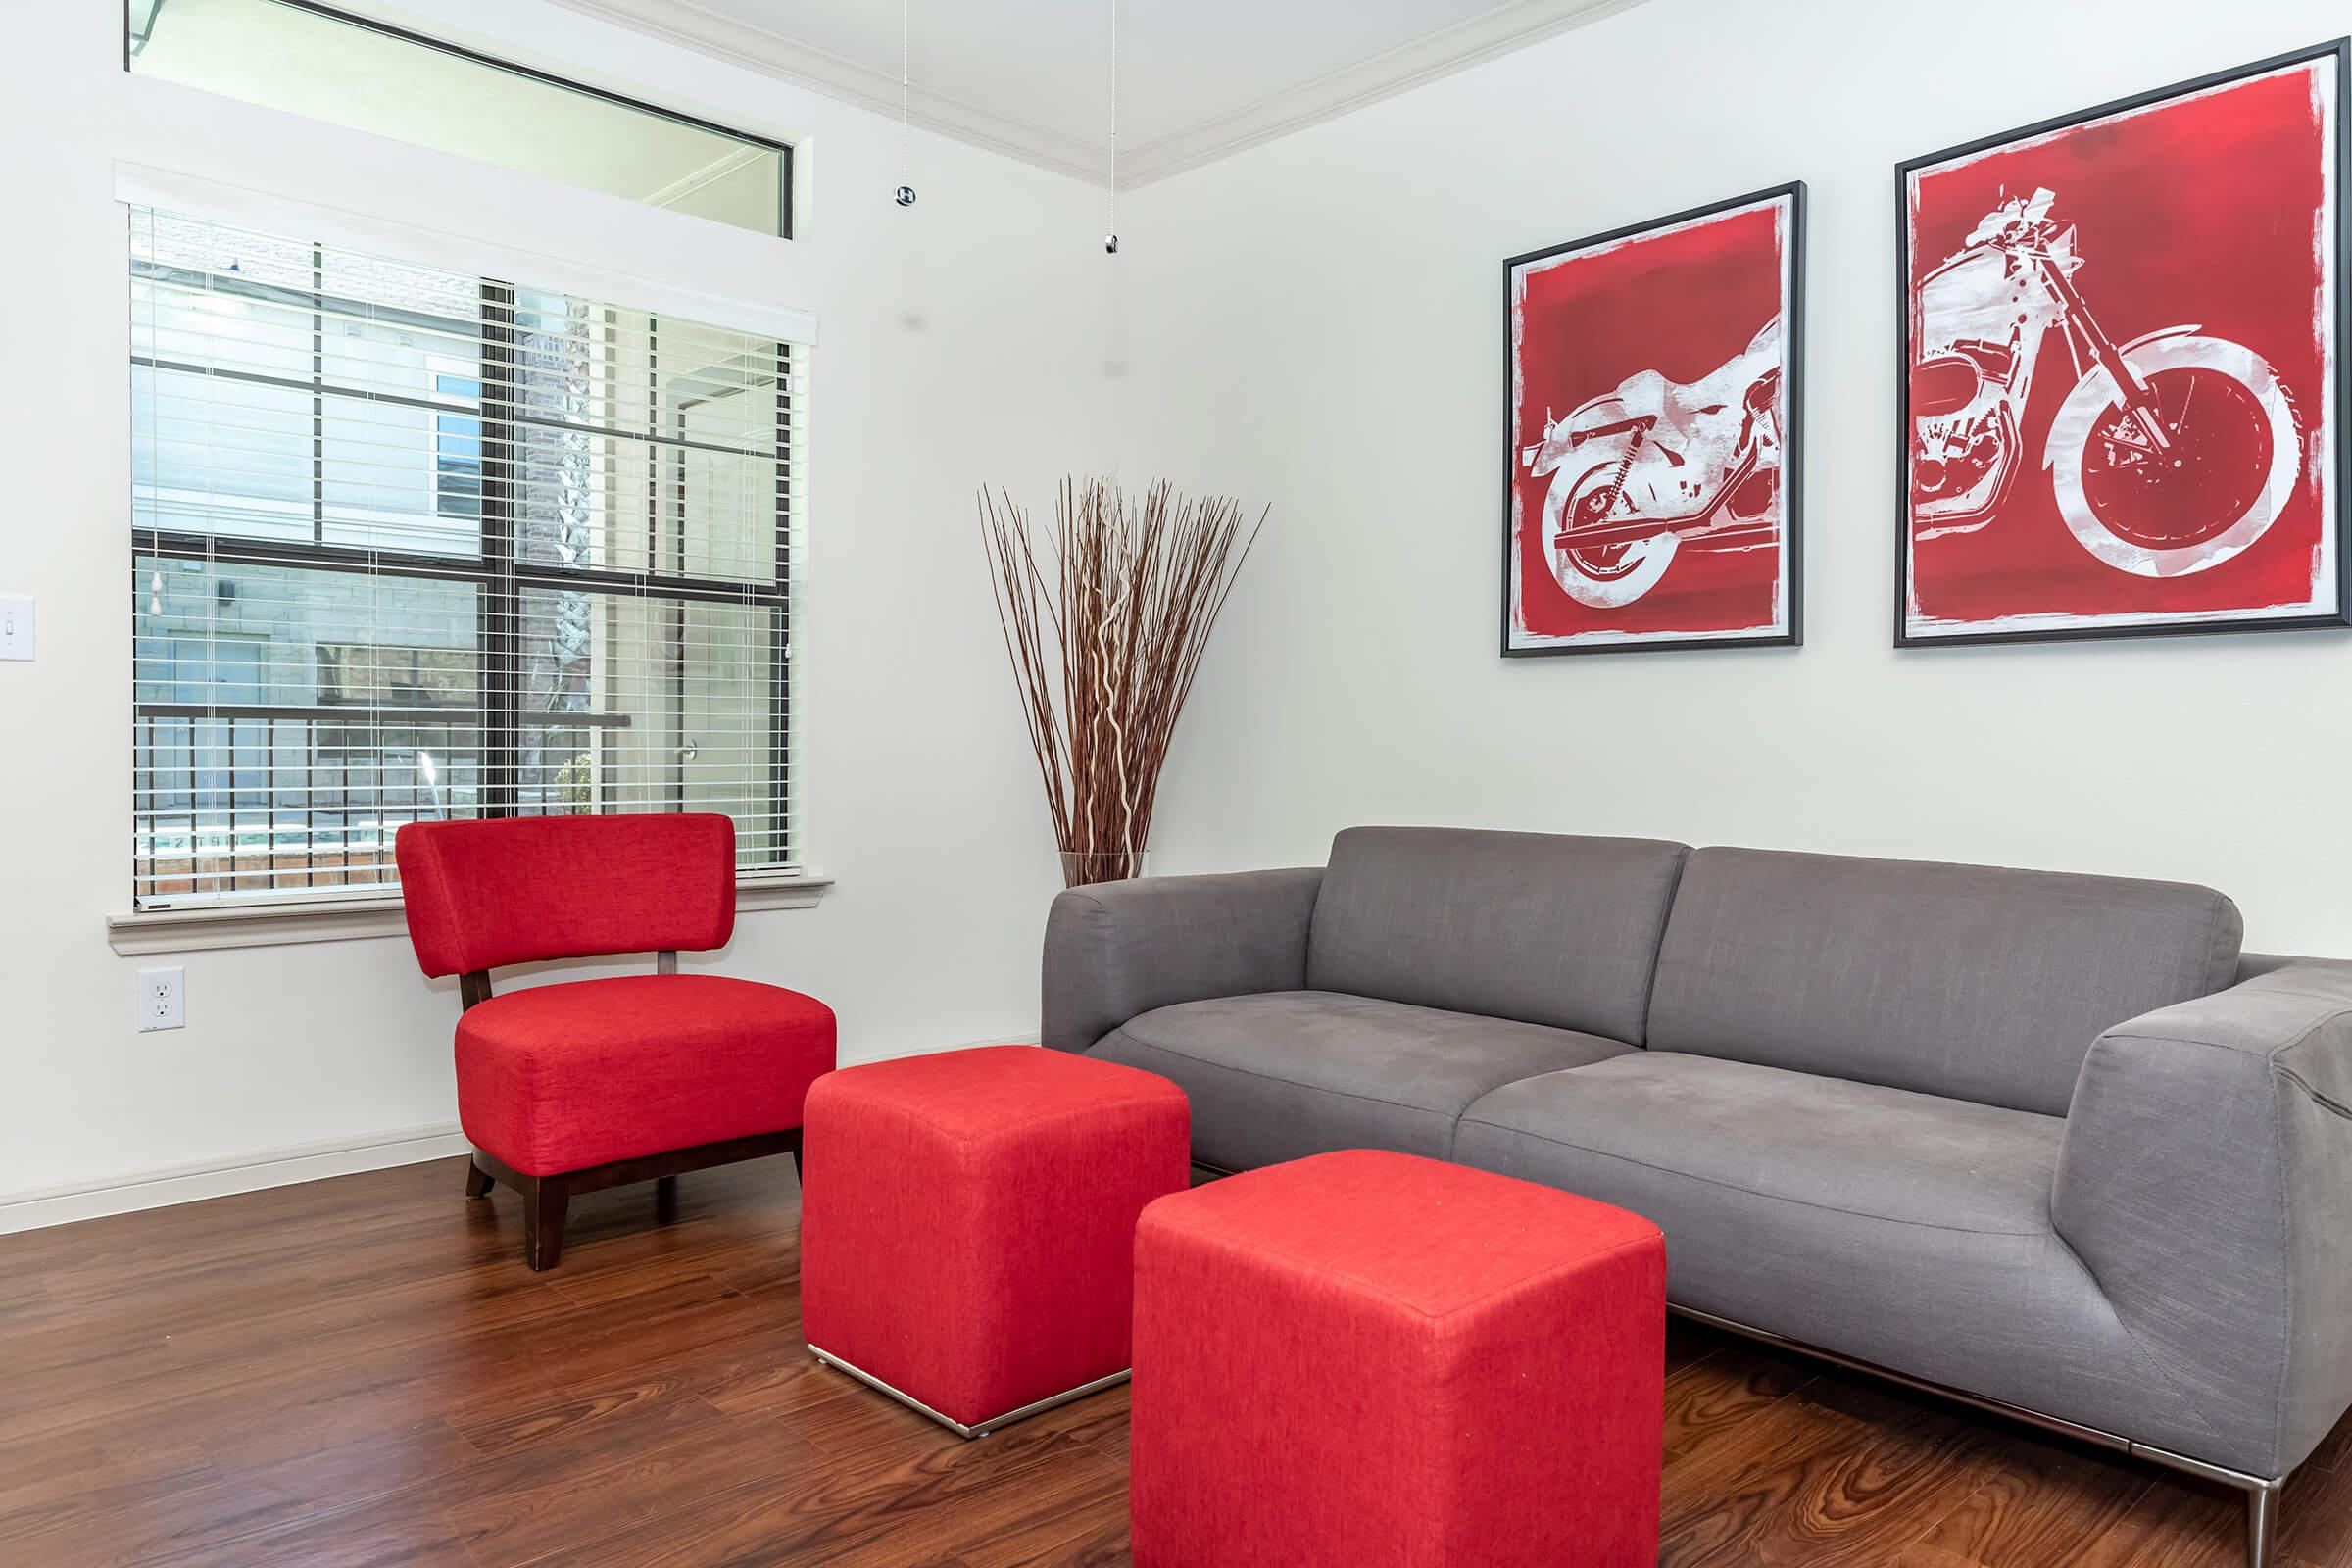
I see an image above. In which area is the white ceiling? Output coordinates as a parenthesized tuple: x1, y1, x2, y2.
(548, 0, 1647, 186)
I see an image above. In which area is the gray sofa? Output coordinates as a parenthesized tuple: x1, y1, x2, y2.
(1041, 826, 2352, 1566)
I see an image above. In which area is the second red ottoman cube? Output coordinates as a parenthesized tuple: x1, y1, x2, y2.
(1133, 1150, 1667, 1568)
(800, 1045, 1190, 1435)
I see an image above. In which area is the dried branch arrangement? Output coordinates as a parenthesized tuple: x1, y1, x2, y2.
(980, 476, 1265, 887)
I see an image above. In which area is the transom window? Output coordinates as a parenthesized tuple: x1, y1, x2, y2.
(130, 207, 803, 907)
(127, 0, 792, 240)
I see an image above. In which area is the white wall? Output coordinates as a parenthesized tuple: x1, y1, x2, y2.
(1120, 0, 2352, 956)
(0, 1, 1111, 1215)
(16, 0, 2352, 1226)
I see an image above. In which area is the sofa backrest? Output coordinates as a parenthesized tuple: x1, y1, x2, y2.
(1306, 826, 1690, 1044)
(1646, 847, 2244, 1116)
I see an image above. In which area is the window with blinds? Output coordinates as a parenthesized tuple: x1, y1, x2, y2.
(129, 207, 804, 907)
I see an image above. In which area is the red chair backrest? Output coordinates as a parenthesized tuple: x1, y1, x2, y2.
(395, 813, 737, 977)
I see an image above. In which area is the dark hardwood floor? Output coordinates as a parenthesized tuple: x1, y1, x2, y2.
(4, 1153, 2349, 1567)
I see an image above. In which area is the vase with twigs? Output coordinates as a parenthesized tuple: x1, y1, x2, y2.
(980, 476, 1264, 888)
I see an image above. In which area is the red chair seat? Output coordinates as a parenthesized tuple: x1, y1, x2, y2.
(457, 974, 835, 1177)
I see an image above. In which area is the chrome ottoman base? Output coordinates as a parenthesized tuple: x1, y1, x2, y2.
(808, 1345, 1131, 1440)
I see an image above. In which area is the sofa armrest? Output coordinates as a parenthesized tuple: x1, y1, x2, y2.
(2052, 962, 2352, 1476)
(1040, 868, 1324, 1054)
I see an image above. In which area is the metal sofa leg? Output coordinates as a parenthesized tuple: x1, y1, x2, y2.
(2247, 1477, 2282, 1568)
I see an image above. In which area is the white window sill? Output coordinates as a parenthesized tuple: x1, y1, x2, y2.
(105, 872, 834, 956)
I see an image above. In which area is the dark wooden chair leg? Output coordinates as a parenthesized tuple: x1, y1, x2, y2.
(523, 1176, 570, 1271)
(791, 1142, 804, 1184)
(465, 1160, 495, 1199)
(469, 1132, 800, 1271)
(656, 1174, 679, 1219)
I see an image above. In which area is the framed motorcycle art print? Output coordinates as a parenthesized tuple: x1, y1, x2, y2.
(1504, 182, 1804, 656)
(1898, 38, 2351, 647)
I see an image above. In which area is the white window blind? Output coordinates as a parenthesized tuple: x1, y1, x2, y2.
(129, 206, 806, 908)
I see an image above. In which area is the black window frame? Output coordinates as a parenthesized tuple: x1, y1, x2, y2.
(124, 0, 796, 242)
(131, 248, 796, 906)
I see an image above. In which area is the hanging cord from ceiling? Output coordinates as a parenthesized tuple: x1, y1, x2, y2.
(895, 0, 917, 206)
(1104, 0, 1119, 253)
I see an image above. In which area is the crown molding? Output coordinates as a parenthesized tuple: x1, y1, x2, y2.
(542, 0, 1114, 184)
(543, 0, 1649, 191)
(1117, 0, 1649, 187)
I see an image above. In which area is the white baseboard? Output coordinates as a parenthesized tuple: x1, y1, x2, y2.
(0, 1122, 470, 1236)
(0, 1033, 1039, 1237)
(840, 1032, 1034, 1066)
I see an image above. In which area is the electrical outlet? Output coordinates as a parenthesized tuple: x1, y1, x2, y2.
(0, 595, 30, 662)
(138, 966, 184, 1032)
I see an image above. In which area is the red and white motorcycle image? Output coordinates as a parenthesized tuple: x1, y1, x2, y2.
(1520, 319, 1787, 607)
(1910, 187, 2300, 575)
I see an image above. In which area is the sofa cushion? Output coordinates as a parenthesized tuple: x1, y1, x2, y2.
(1088, 990, 1631, 1172)
(1305, 826, 1690, 1044)
(1453, 1054, 2221, 1461)
(1645, 847, 2242, 1115)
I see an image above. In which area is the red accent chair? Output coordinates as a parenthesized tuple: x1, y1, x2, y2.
(1131, 1150, 1667, 1568)
(396, 813, 835, 1269)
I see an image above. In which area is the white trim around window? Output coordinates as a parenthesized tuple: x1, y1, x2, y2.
(105, 871, 834, 955)
(114, 163, 820, 348)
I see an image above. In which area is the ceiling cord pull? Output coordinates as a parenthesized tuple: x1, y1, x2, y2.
(1104, 0, 1119, 253)
(894, 0, 917, 206)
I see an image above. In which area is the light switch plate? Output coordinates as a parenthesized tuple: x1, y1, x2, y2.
(0, 596, 29, 662)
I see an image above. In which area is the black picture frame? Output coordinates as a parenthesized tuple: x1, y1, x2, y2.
(1893, 37, 2352, 649)
(1501, 181, 1807, 659)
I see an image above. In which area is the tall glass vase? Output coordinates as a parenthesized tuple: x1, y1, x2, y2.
(1060, 848, 1150, 887)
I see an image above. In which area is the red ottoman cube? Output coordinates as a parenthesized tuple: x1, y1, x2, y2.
(800, 1045, 1190, 1436)
(1132, 1150, 1666, 1568)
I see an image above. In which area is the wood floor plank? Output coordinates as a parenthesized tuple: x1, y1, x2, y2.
(808, 1442, 1130, 1568)
(698, 1347, 859, 1420)
(2269, 1450, 2352, 1568)
(1022, 1514, 1132, 1568)
(443, 1410, 824, 1568)
(220, 1415, 485, 1516)
(516, 1423, 1110, 1568)
(0, 1423, 219, 1548)
(2073, 1475, 2246, 1568)
(10, 1470, 344, 1568)
(1662, 1330, 1817, 1461)
(1910, 1436, 2160, 1567)
(450, 1376, 730, 1464)
(4, 1152, 2346, 1568)
(1011, 1380, 1136, 1461)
